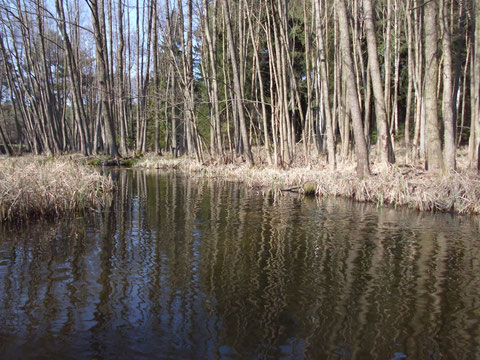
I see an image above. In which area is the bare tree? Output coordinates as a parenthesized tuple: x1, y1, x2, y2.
(363, 0, 395, 165)
(222, 0, 254, 165)
(440, 0, 456, 171)
(473, 0, 480, 172)
(314, 0, 335, 170)
(336, 0, 370, 177)
(424, 0, 442, 171)
(86, 0, 118, 157)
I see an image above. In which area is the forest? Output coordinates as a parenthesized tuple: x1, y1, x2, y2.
(3, 1, 480, 356)
(0, 0, 479, 178)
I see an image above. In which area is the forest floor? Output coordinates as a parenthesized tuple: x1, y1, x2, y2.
(0, 156, 113, 222)
(135, 146, 480, 216)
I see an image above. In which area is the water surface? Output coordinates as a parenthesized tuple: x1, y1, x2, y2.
(1, 170, 480, 359)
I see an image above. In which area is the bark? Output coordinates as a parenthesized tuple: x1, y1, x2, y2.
(0, 109, 13, 155)
(315, 0, 336, 170)
(55, 0, 90, 155)
(424, 0, 442, 171)
(384, 0, 392, 127)
(222, 0, 254, 165)
(363, 0, 395, 164)
(87, 0, 118, 157)
(245, 0, 271, 163)
(452, 0, 467, 135)
(204, 0, 223, 157)
(440, 0, 456, 171)
(405, 0, 414, 162)
(118, 0, 128, 155)
(153, 0, 161, 155)
(336, 0, 370, 177)
(412, 1, 424, 159)
(392, 0, 400, 136)
(474, 0, 480, 172)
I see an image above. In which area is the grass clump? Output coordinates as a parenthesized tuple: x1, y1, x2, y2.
(120, 159, 136, 168)
(302, 182, 317, 197)
(0, 156, 114, 222)
(87, 159, 102, 166)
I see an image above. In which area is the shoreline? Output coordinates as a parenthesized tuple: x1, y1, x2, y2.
(134, 153, 480, 216)
(1, 151, 479, 219)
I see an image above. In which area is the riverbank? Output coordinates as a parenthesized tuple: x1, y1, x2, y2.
(2, 149, 478, 219)
(0, 156, 113, 222)
(135, 149, 480, 215)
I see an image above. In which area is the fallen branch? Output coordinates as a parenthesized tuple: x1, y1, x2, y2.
(281, 185, 302, 192)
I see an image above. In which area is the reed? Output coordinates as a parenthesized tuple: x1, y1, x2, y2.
(0, 156, 114, 222)
(136, 148, 480, 215)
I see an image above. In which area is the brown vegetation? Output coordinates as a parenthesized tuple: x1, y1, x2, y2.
(0, 156, 113, 222)
(136, 147, 480, 215)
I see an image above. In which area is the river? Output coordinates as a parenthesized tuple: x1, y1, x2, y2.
(1, 170, 480, 359)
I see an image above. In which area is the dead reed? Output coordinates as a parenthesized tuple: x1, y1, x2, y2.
(0, 156, 114, 222)
(136, 148, 480, 215)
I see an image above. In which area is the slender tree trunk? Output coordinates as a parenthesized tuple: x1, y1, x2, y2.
(441, 0, 456, 171)
(118, 0, 128, 155)
(412, 1, 424, 159)
(315, 0, 336, 170)
(452, 0, 467, 137)
(392, 0, 400, 136)
(87, 0, 118, 157)
(363, 0, 395, 164)
(474, 0, 480, 172)
(336, 0, 370, 177)
(135, 0, 142, 151)
(222, 0, 254, 165)
(245, 0, 271, 164)
(384, 0, 392, 127)
(405, 0, 414, 163)
(0, 105, 13, 156)
(204, 0, 223, 157)
(424, 0, 442, 171)
(55, 0, 90, 155)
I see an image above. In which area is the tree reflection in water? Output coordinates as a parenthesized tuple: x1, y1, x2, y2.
(1, 170, 479, 359)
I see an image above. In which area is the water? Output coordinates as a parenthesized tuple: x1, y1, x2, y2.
(1, 170, 480, 359)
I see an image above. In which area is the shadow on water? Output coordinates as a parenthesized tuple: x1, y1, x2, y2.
(1, 169, 480, 359)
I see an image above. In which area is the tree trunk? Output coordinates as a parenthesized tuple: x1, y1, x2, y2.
(245, 0, 271, 163)
(440, 0, 456, 171)
(424, 0, 442, 171)
(336, 0, 370, 177)
(55, 0, 90, 155)
(87, 0, 118, 157)
(222, 0, 254, 165)
(204, 0, 223, 157)
(473, 0, 480, 173)
(315, 0, 336, 170)
(363, 0, 395, 164)
(405, 0, 414, 163)
(117, 0, 128, 155)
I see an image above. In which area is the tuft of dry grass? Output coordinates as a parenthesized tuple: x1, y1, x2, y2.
(0, 156, 114, 222)
(136, 147, 480, 215)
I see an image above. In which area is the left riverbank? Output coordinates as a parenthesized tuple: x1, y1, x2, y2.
(0, 156, 114, 222)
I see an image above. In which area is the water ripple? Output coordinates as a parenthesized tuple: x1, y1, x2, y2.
(0, 170, 479, 359)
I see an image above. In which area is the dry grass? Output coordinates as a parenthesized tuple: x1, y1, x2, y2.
(0, 156, 114, 222)
(136, 146, 480, 215)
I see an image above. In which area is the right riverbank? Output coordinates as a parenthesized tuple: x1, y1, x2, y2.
(134, 148, 480, 216)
